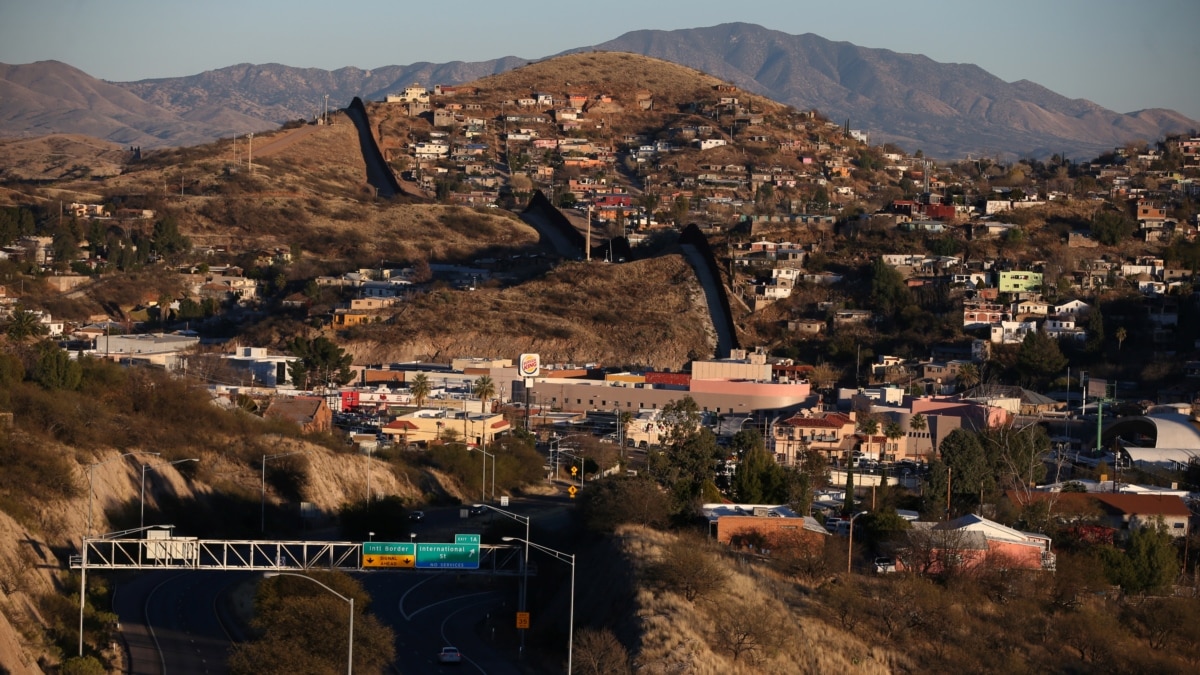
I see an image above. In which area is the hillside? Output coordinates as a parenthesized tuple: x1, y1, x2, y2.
(584, 23, 1200, 159)
(3, 24, 1195, 157)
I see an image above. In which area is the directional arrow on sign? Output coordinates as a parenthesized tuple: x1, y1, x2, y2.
(366, 556, 376, 565)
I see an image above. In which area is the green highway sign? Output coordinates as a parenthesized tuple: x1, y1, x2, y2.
(416, 542, 479, 569)
(455, 534, 481, 545)
(364, 542, 415, 556)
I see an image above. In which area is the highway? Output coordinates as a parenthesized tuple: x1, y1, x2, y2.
(108, 496, 570, 673)
(112, 569, 248, 674)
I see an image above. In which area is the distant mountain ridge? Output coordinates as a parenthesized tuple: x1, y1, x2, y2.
(579, 23, 1198, 159)
(0, 23, 1194, 158)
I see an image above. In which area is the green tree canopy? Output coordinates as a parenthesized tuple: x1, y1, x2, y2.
(1016, 330, 1068, 387)
(5, 305, 48, 342)
(287, 336, 353, 389)
(151, 214, 192, 256)
(649, 397, 722, 512)
(870, 258, 913, 315)
(34, 342, 82, 390)
(732, 442, 789, 504)
(1101, 521, 1179, 593)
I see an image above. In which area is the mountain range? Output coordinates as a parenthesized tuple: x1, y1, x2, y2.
(1, 22, 1194, 159)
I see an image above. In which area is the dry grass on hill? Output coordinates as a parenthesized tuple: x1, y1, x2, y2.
(341, 254, 715, 370)
(616, 525, 897, 674)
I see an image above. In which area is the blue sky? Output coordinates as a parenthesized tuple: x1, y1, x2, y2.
(2, 0, 1198, 120)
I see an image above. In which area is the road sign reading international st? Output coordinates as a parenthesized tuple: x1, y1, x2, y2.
(416, 542, 480, 569)
(362, 542, 416, 568)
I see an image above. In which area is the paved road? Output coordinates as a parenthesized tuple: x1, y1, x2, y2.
(113, 570, 247, 675)
(359, 570, 523, 675)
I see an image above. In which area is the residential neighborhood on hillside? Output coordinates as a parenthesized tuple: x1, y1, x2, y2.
(2, 54, 1200, 674)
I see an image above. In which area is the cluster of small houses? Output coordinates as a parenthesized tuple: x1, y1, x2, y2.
(381, 80, 892, 221)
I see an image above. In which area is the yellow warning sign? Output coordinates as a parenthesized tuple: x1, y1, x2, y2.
(568, 485, 578, 498)
(362, 554, 415, 568)
(516, 611, 530, 629)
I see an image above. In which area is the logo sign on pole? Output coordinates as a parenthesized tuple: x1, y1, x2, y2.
(516, 611, 531, 629)
(518, 353, 541, 378)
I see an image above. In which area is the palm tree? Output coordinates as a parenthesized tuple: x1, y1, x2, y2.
(858, 417, 879, 459)
(472, 375, 496, 413)
(884, 421, 905, 460)
(909, 413, 928, 459)
(5, 306, 46, 342)
(1115, 326, 1127, 350)
(956, 363, 980, 392)
(410, 373, 431, 408)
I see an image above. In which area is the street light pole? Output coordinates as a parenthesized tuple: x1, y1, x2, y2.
(87, 451, 159, 538)
(141, 458, 198, 530)
(847, 510, 869, 575)
(264, 572, 353, 674)
(503, 536, 573, 674)
(480, 505, 530, 655)
(262, 451, 309, 533)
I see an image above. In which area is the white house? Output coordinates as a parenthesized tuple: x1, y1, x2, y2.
(990, 320, 1037, 344)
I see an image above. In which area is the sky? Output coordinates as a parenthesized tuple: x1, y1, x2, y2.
(2, 0, 1198, 120)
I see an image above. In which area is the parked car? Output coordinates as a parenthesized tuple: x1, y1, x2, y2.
(437, 646, 462, 664)
(874, 556, 897, 574)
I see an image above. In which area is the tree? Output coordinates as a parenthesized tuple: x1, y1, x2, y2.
(982, 423, 1049, 501)
(4, 305, 47, 342)
(937, 428, 992, 507)
(732, 442, 788, 504)
(956, 363, 980, 391)
(857, 416, 879, 458)
(286, 336, 353, 389)
(809, 362, 841, 396)
(472, 375, 496, 413)
(870, 258, 912, 315)
(1091, 209, 1135, 246)
(33, 342, 82, 390)
(842, 465, 856, 516)
(1115, 326, 1127, 350)
(883, 421, 905, 460)
(409, 372, 430, 408)
(229, 572, 395, 674)
(1016, 330, 1068, 387)
(1085, 307, 1105, 354)
(707, 596, 788, 665)
(649, 397, 721, 510)
(1101, 520, 1179, 593)
(650, 535, 728, 602)
(910, 413, 927, 436)
(577, 476, 670, 531)
(574, 628, 631, 675)
(151, 214, 191, 256)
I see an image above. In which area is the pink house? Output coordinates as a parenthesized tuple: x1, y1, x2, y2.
(903, 514, 1055, 575)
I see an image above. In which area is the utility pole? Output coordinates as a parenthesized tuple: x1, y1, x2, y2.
(248, 132, 254, 173)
